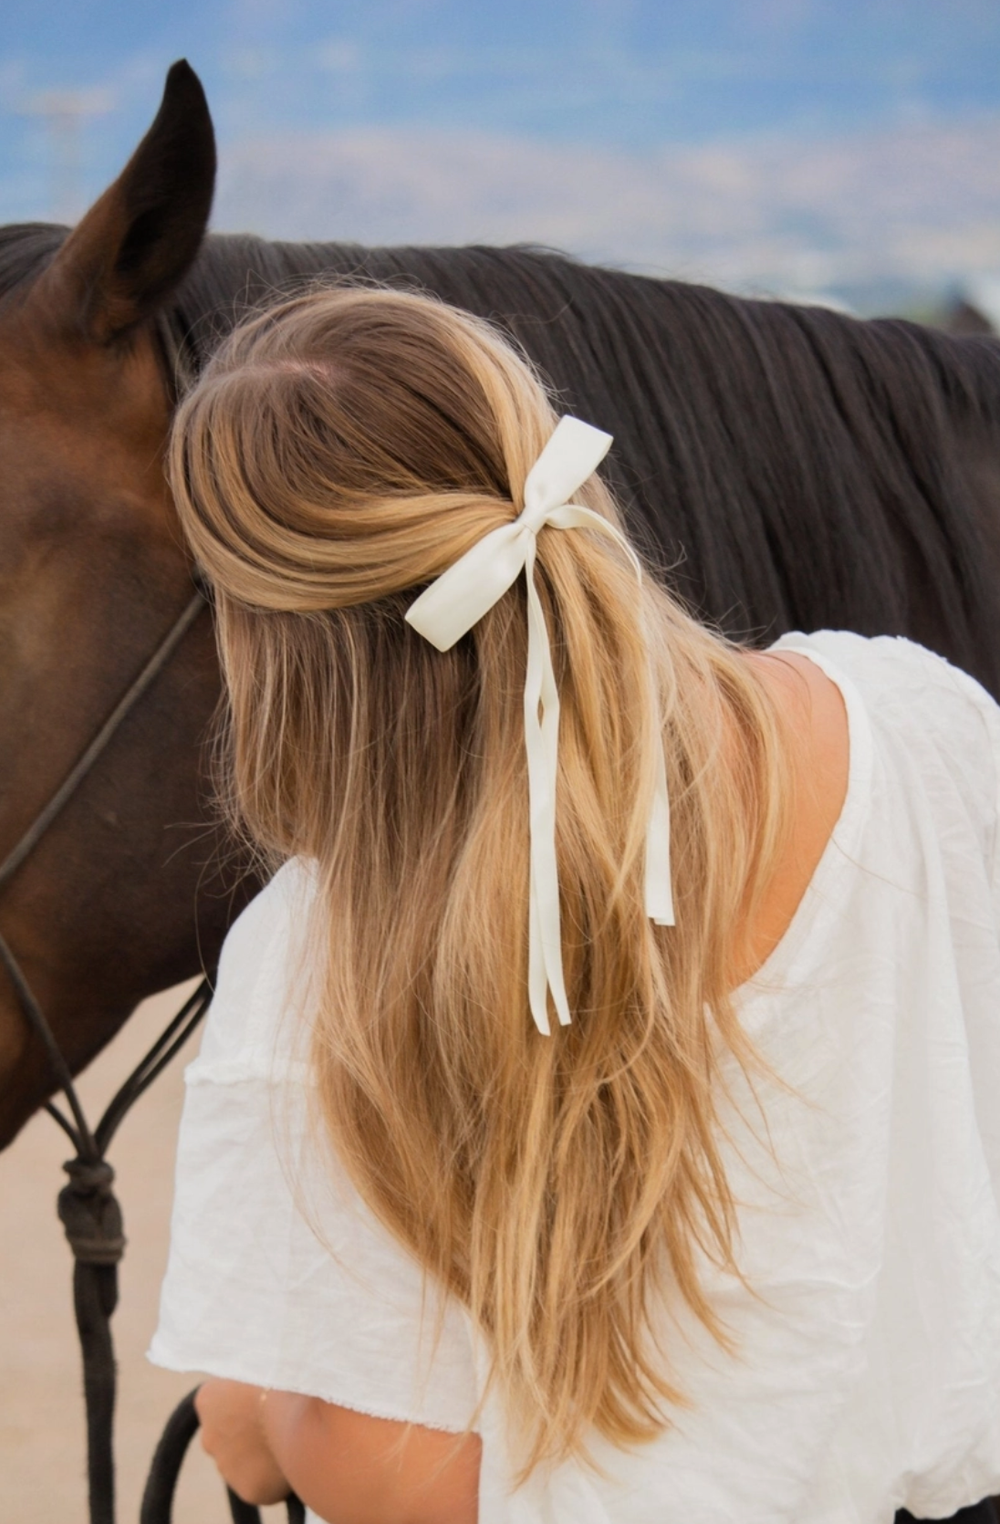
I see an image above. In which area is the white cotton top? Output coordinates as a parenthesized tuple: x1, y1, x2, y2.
(149, 631, 1000, 1524)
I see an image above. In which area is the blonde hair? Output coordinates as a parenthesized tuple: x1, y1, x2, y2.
(169, 284, 789, 1475)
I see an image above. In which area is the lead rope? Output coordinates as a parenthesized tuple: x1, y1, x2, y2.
(0, 594, 205, 897)
(0, 588, 212, 1524)
(37, 974, 210, 1524)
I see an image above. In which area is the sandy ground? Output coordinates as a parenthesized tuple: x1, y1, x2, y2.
(0, 980, 288, 1524)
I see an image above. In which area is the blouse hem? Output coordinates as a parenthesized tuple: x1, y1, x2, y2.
(146, 1339, 476, 1436)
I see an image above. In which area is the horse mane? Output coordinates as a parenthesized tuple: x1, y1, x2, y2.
(6, 222, 1000, 692)
(166, 234, 1000, 693)
(0, 223, 67, 292)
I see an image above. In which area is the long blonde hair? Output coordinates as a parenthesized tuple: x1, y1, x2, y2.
(169, 284, 789, 1475)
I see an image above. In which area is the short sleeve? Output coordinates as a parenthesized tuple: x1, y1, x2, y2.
(147, 861, 479, 1434)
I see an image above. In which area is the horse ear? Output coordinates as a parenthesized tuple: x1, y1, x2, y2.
(27, 60, 216, 345)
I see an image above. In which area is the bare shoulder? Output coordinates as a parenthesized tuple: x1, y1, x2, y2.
(729, 648, 850, 989)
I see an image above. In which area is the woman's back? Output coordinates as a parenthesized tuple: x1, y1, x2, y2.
(153, 629, 1000, 1522)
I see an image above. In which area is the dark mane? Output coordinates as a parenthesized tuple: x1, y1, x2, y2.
(168, 234, 1000, 694)
(7, 222, 1000, 691)
(0, 222, 68, 294)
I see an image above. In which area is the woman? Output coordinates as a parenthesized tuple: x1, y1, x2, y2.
(150, 284, 1000, 1523)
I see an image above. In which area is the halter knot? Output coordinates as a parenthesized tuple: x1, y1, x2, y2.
(58, 1158, 126, 1266)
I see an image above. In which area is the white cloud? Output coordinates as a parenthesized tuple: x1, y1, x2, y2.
(317, 39, 363, 74)
(213, 115, 1000, 298)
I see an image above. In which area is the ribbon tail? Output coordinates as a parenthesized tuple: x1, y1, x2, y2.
(527, 878, 551, 1037)
(523, 547, 572, 1031)
(551, 504, 673, 929)
(645, 738, 675, 926)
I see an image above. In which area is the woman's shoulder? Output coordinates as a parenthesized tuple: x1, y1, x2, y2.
(192, 856, 319, 1078)
(772, 630, 998, 719)
(769, 631, 1000, 926)
(732, 630, 1000, 1005)
(217, 856, 316, 969)
(772, 631, 1000, 792)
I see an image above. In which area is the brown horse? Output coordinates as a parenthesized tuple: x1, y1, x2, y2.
(0, 67, 254, 1146)
(4, 60, 1000, 1152)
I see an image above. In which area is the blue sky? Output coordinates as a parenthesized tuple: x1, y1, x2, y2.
(3, 1, 1000, 155)
(2, 1, 1000, 304)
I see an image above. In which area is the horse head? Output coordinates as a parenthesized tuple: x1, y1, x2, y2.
(0, 62, 255, 1147)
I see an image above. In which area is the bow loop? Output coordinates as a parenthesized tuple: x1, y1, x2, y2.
(405, 520, 530, 653)
(519, 416, 614, 532)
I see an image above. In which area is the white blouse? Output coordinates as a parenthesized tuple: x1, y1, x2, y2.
(150, 631, 1000, 1523)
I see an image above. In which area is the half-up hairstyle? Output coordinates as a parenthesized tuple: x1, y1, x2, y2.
(168, 284, 790, 1476)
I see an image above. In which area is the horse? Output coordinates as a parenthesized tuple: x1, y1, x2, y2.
(4, 59, 1000, 1150)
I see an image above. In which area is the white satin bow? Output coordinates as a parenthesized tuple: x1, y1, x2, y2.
(406, 415, 674, 1035)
